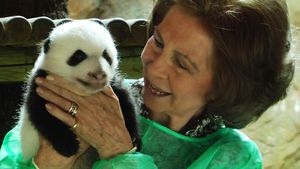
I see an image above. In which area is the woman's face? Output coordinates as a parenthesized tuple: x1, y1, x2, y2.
(141, 5, 214, 122)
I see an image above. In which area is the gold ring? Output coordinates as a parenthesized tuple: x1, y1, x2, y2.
(70, 119, 78, 131)
(68, 102, 78, 117)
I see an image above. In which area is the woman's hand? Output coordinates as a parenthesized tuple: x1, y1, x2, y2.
(35, 74, 134, 159)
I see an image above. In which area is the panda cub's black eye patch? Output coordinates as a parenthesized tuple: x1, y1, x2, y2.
(103, 49, 112, 65)
(67, 50, 87, 66)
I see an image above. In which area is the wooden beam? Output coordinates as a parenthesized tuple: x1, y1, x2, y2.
(0, 17, 147, 82)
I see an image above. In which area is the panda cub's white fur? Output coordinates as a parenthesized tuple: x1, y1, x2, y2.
(34, 20, 118, 94)
(17, 20, 140, 167)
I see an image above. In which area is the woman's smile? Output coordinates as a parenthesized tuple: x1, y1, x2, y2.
(145, 79, 171, 97)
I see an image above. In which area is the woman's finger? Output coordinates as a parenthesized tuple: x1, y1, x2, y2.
(36, 86, 72, 111)
(35, 77, 79, 103)
(45, 74, 90, 96)
(101, 86, 117, 98)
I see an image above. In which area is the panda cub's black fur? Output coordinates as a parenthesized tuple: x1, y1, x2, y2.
(17, 19, 140, 163)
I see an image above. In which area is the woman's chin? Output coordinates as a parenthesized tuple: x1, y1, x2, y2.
(144, 96, 165, 114)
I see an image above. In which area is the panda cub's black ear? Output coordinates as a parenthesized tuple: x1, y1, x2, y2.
(89, 19, 105, 27)
(43, 38, 51, 54)
(56, 19, 72, 27)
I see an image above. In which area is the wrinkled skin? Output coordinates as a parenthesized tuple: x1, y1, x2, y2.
(34, 75, 133, 168)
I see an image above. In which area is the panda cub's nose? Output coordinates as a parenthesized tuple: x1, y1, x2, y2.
(87, 71, 107, 80)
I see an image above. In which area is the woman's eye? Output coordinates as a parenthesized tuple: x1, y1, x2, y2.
(154, 36, 164, 49)
(174, 57, 188, 71)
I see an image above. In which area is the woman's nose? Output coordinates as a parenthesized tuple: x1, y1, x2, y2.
(149, 53, 170, 79)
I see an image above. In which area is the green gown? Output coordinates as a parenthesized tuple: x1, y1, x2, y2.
(0, 79, 262, 168)
(0, 116, 262, 169)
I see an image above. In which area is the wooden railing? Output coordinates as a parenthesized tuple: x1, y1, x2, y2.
(0, 16, 148, 82)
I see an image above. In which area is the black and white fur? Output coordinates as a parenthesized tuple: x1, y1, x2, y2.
(17, 20, 140, 164)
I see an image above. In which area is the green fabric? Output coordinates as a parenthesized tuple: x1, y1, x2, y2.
(0, 125, 35, 169)
(0, 116, 262, 169)
(92, 153, 157, 169)
(138, 116, 262, 169)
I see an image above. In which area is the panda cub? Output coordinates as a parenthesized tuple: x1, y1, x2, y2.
(18, 19, 140, 162)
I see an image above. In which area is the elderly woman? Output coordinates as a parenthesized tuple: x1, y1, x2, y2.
(0, 0, 294, 168)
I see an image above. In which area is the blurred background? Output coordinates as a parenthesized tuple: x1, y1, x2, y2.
(241, 1, 300, 169)
(0, 0, 299, 168)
